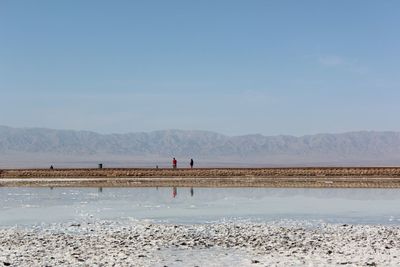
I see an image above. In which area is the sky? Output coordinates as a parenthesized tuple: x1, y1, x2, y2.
(1, 0, 399, 136)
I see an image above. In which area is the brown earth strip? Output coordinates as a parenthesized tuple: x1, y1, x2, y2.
(1, 167, 400, 188)
(2, 167, 400, 178)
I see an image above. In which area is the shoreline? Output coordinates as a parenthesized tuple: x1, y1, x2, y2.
(2, 167, 400, 187)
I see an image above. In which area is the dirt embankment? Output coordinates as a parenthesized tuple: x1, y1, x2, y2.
(1, 167, 400, 188)
(2, 167, 400, 178)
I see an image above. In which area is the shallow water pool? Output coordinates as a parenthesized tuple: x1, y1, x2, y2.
(1, 187, 400, 226)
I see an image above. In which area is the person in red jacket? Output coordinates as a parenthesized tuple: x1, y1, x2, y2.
(172, 158, 177, 169)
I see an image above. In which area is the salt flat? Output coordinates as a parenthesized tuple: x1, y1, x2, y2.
(1, 220, 399, 266)
(2, 187, 399, 266)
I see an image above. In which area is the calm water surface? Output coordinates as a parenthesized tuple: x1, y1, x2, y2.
(1, 187, 400, 226)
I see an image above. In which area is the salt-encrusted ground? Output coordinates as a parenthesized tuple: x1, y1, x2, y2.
(1, 220, 399, 266)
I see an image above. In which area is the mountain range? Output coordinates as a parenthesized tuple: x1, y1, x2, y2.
(1, 126, 400, 168)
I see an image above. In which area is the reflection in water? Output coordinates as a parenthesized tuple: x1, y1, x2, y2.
(2, 187, 400, 226)
(171, 187, 194, 198)
(172, 187, 177, 198)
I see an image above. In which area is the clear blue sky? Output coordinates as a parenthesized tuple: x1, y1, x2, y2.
(1, 0, 399, 136)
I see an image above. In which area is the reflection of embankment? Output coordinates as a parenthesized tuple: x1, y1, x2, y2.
(2, 167, 400, 188)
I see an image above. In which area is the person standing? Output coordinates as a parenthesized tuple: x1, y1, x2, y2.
(190, 158, 194, 169)
(172, 158, 177, 169)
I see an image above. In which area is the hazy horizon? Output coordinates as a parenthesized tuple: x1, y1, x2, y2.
(1, 126, 400, 168)
(1, 124, 400, 138)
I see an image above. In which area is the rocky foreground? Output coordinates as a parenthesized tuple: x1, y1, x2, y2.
(1, 220, 399, 266)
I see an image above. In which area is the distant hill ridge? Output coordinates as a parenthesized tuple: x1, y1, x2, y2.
(1, 126, 400, 167)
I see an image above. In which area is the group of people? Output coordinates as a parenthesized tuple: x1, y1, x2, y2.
(172, 158, 194, 169)
(49, 159, 195, 170)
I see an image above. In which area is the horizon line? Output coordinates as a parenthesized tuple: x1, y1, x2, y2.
(0, 125, 399, 139)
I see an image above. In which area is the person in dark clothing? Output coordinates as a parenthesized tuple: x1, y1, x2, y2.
(190, 158, 194, 169)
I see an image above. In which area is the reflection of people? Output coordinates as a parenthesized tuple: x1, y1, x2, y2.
(172, 158, 177, 169)
(190, 187, 194, 197)
(172, 187, 177, 198)
(190, 159, 194, 169)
